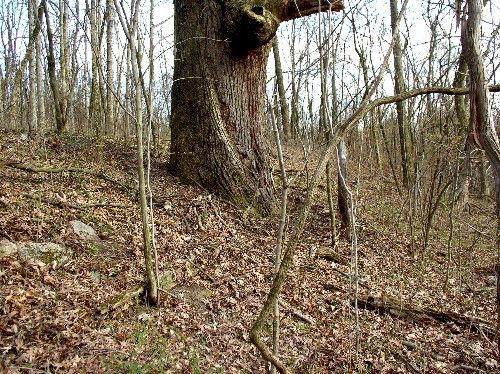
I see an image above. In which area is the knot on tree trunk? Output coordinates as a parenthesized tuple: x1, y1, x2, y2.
(223, 1, 279, 55)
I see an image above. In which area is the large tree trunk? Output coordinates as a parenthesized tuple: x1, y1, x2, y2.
(169, 0, 342, 214)
(169, 1, 276, 213)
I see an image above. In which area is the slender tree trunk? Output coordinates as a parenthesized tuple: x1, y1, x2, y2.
(464, 0, 500, 353)
(148, 0, 159, 150)
(268, 97, 287, 374)
(272, 36, 291, 142)
(390, 0, 410, 189)
(36, 2, 45, 131)
(289, 21, 299, 140)
(337, 139, 352, 235)
(125, 44, 131, 139)
(59, 0, 69, 131)
(43, 2, 66, 133)
(106, 0, 115, 137)
(453, 48, 470, 210)
(28, 0, 37, 137)
(90, 0, 103, 141)
(68, 0, 80, 133)
(114, 0, 159, 305)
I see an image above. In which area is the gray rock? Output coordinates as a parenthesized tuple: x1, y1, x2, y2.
(485, 275, 497, 286)
(17, 242, 72, 268)
(70, 220, 100, 242)
(0, 239, 17, 257)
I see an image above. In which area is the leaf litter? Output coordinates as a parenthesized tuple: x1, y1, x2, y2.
(0, 129, 498, 373)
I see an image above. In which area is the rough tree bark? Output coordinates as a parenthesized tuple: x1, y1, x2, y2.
(169, 0, 343, 214)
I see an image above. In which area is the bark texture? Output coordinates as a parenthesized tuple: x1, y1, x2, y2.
(169, 0, 342, 213)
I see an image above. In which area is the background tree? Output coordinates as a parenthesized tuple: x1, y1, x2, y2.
(390, 0, 410, 189)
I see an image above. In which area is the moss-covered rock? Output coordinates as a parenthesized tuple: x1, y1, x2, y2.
(16, 242, 72, 268)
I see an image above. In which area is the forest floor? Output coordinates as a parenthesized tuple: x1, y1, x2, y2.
(0, 129, 498, 373)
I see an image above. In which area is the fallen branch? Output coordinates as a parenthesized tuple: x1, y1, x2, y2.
(451, 364, 486, 373)
(279, 299, 316, 325)
(354, 294, 496, 338)
(23, 193, 130, 210)
(98, 273, 177, 314)
(2, 161, 135, 194)
(391, 351, 422, 374)
(97, 284, 144, 314)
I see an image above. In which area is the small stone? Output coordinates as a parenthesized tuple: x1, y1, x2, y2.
(0, 239, 17, 257)
(485, 275, 497, 286)
(90, 270, 101, 284)
(70, 220, 100, 242)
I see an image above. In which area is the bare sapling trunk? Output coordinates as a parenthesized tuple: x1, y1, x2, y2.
(90, 0, 103, 151)
(115, 0, 158, 305)
(59, 0, 69, 131)
(453, 48, 470, 211)
(148, 0, 159, 151)
(337, 139, 352, 236)
(272, 36, 291, 142)
(36, 0, 45, 131)
(268, 94, 288, 374)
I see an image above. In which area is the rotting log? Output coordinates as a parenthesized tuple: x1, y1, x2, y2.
(316, 249, 349, 265)
(352, 293, 496, 338)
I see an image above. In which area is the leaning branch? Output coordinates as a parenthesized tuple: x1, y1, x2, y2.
(250, 1, 409, 371)
(249, 2, 500, 370)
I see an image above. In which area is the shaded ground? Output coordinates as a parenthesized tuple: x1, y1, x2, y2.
(0, 129, 498, 373)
